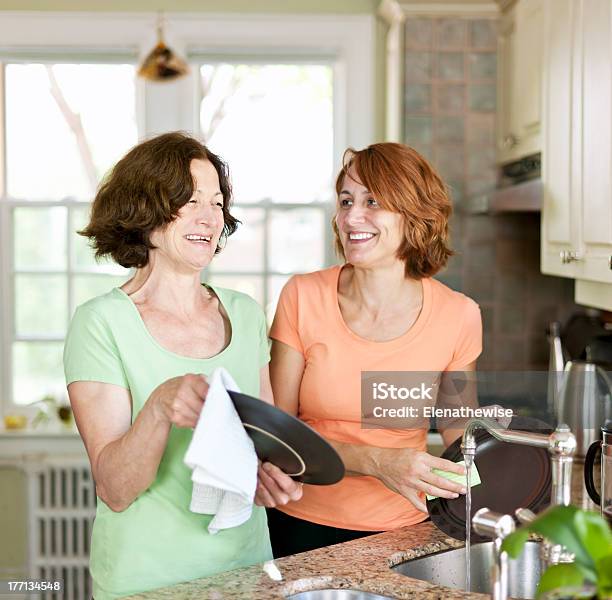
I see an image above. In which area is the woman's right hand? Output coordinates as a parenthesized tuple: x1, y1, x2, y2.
(150, 373, 209, 428)
(371, 447, 467, 513)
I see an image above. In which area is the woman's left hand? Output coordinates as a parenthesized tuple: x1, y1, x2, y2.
(254, 462, 303, 507)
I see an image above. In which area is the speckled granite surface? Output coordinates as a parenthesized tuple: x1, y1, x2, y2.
(126, 462, 599, 600)
(126, 520, 475, 600)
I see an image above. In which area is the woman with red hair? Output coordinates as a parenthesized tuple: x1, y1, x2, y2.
(266, 142, 482, 556)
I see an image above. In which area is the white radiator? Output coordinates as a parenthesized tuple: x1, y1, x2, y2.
(26, 457, 96, 600)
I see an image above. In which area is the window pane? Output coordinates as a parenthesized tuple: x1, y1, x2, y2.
(15, 274, 67, 337)
(14, 207, 67, 270)
(199, 64, 333, 203)
(13, 342, 65, 406)
(268, 209, 325, 273)
(71, 206, 128, 274)
(6, 63, 137, 200)
(73, 275, 128, 310)
(266, 275, 291, 324)
(206, 274, 264, 307)
(208, 207, 264, 273)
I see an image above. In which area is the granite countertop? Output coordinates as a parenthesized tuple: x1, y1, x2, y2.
(127, 462, 599, 600)
(127, 520, 473, 600)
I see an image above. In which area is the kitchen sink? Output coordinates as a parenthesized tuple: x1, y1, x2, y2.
(286, 591, 396, 600)
(392, 540, 542, 599)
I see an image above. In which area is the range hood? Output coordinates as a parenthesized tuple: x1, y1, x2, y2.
(467, 154, 543, 214)
(490, 178, 542, 212)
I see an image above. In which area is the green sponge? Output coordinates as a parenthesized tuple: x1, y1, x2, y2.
(426, 460, 482, 500)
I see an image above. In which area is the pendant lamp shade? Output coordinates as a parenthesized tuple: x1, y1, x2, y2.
(138, 13, 189, 82)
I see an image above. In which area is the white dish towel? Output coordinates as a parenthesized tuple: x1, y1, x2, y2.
(183, 367, 258, 534)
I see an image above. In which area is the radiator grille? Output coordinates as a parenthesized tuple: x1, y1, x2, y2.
(28, 461, 96, 600)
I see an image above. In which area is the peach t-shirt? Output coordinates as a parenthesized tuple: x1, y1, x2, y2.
(269, 265, 482, 531)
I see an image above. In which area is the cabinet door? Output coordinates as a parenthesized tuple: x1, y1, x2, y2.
(515, 0, 544, 153)
(580, 0, 612, 283)
(541, 0, 583, 278)
(497, 9, 519, 164)
(497, 0, 544, 164)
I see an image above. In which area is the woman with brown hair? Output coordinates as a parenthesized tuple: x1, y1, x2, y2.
(63, 132, 301, 599)
(267, 142, 482, 556)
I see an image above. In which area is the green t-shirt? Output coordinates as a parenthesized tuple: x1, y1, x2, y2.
(63, 285, 272, 600)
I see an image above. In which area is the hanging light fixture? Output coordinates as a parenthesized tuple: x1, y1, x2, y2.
(138, 12, 189, 82)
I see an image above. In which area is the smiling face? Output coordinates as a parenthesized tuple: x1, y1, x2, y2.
(150, 158, 225, 273)
(335, 166, 404, 269)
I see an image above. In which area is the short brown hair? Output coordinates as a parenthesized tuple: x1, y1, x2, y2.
(80, 131, 239, 268)
(333, 142, 454, 279)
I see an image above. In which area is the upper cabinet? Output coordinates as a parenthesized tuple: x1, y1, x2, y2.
(581, 0, 612, 283)
(540, 0, 579, 278)
(541, 0, 612, 286)
(497, 0, 544, 164)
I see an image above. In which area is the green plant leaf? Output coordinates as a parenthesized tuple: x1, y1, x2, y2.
(501, 528, 530, 558)
(574, 511, 612, 563)
(596, 554, 612, 599)
(528, 506, 594, 569)
(574, 561, 598, 586)
(495, 506, 612, 598)
(536, 563, 586, 598)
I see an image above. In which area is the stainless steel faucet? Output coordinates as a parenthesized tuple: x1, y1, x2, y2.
(461, 417, 576, 508)
(461, 417, 577, 580)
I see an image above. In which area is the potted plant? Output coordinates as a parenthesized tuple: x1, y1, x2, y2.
(31, 394, 73, 429)
(501, 505, 612, 599)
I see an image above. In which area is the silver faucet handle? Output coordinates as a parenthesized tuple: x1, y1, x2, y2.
(473, 507, 516, 539)
(473, 508, 514, 600)
(514, 507, 537, 524)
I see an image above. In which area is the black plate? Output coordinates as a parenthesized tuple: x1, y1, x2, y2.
(229, 390, 345, 485)
(427, 417, 552, 542)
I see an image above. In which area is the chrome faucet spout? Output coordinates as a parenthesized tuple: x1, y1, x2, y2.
(462, 417, 551, 451)
(461, 428, 477, 469)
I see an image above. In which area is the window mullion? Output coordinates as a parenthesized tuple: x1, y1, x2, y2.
(0, 63, 7, 415)
(263, 201, 270, 314)
(0, 62, 6, 198)
(324, 201, 335, 268)
(4, 60, 138, 410)
(66, 203, 73, 326)
(1, 203, 15, 413)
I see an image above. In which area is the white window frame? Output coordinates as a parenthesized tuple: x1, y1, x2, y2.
(193, 56, 337, 315)
(0, 10, 376, 418)
(204, 200, 332, 320)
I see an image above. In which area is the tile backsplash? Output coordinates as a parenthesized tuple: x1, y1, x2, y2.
(403, 16, 579, 371)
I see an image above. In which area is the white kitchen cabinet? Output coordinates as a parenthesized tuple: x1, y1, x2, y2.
(497, 0, 544, 164)
(581, 0, 612, 283)
(540, 0, 581, 278)
(541, 0, 612, 290)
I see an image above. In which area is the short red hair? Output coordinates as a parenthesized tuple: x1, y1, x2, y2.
(333, 142, 454, 279)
